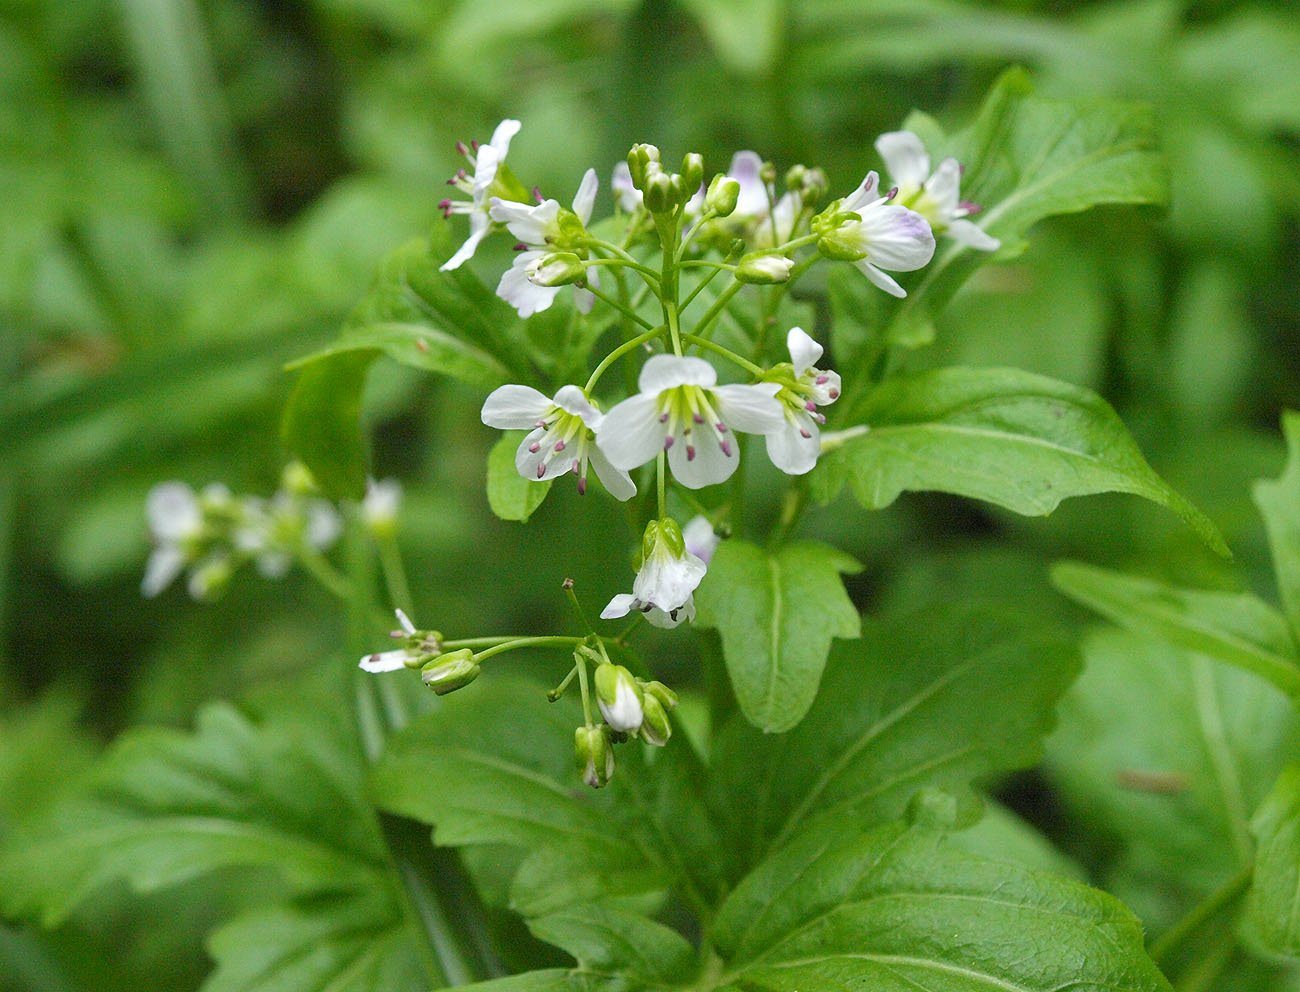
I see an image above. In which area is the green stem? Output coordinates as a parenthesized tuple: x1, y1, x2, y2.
(576, 651, 594, 726)
(584, 255, 662, 283)
(563, 579, 596, 635)
(583, 282, 655, 331)
(657, 450, 667, 518)
(471, 635, 587, 662)
(680, 333, 766, 377)
(376, 533, 413, 614)
(691, 279, 744, 342)
(680, 264, 725, 314)
(297, 545, 352, 600)
(585, 326, 666, 392)
(1149, 866, 1252, 967)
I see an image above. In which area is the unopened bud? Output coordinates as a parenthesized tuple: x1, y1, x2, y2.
(626, 143, 660, 189)
(642, 169, 675, 214)
(527, 251, 586, 287)
(594, 664, 644, 733)
(281, 461, 317, 496)
(639, 694, 672, 747)
(680, 152, 705, 193)
(736, 252, 794, 284)
(575, 725, 614, 788)
(640, 680, 679, 711)
(759, 161, 777, 185)
(801, 167, 829, 206)
(186, 554, 232, 602)
(706, 175, 740, 217)
(421, 649, 480, 695)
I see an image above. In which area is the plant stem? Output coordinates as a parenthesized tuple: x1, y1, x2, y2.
(680, 333, 766, 377)
(657, 451, 667, 518)
(1149, 866, 1253, 967)
(471, 635, 587, 662)
(297, 545, 352, 600)
(583, 282, 655, 331)
(692, 279, 744, 341)
(586, 326, 665, 392)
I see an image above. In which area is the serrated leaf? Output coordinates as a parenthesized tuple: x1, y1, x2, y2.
(1243, 764, 1300, 959)
(1254, 411, 1300, 645)
(694, 540, 861, 733)
(813, 366, 1228, 556)
(1051, 560, 1300, 698)
(882, 66, 1169, 348)
(708, 602, 1080, 879)
(528, 903, 696, 985)
(711, 819, 1172, 992)
(487, 433, 552, 522)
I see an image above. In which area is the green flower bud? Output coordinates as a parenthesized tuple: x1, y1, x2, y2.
(785, 164, 807, 189)
(680, 152, 705, 194)
(801, 167, 829, 206)
(706, 175, 740, 217)
(642, 169, 676, 214)
(420, 649, 480, 695)
(627, 143, 660, 189)
(527, 251, 587, 287)
(575, 725, 614, 788)
(187, 554, 233, 602)
(736, 252, 794, 284)
(639, 694, 672, 747)
(759, 161, 777, 185)
(281, 461, 317, 496)
(657, 517, 685, 557)
(640, 680, 679, 711)
(594, 663, 644, 733)
(726, 238, 747, 261)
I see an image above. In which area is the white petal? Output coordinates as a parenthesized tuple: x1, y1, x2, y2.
(596, 394, 665, 470)
(497, 254, 560, 318)
(147, 482, 201, 541)
(638, 354, 716, 394)
(359, 648, 410, 673)
(600, 593, 637, 620)
(490, 199, 559, 246)
(487, 119, 521, 157)
(634, 548, 707, 610)
(363, 478, 402, 523)
(786, 327, 823, 376)
(612, 161, 642, 212)
(514, 425, 571, 482)
(472, 144, 504, 198)
(572, 168, 598, 224)
(440, 223, 490, 271)
(858, 204, 935, 271)
(257, 550, 292, 578)
(667, 429, 737, 489)
(599, 681, 643, 732)
(552, 385, 600, 426)
(839, 171, 880, 214)
(306, 503, 342, 549)
(927, 157, 963, 215)
(644, 595, 694, 629)
(481, 383, 552, 429)
(875, 131, 930, 188)
(573, 284, 596, 314)
(142, 545, 186, 597)
(856, 259, 907, 297)
(588, 446, 637, 501)
(682, 515, 720, 565)
(805, 368, 842, 406)
(946, 218, 1001, 252)
(728, 150, 769, 217)
(712, 382, 784, 434)
(395, 608, 416, 634)
(766, 415, 821, 475)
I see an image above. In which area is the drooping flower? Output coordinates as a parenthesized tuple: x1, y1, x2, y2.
(489, 168, 600, 318)
(600, 517, 707, 629)
(439, 119, 525, 271)
(764, 327, 842, 475)
(682, 515, 720, 565)
(817, 171, 935, 297)
(876, 130, 1000, 252)
(481, 383, 635, 500)
(596, 355, 783, 489)
(594, 663, 644, 733)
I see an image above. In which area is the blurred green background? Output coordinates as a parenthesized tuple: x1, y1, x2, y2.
(2, 0, 1299, 989)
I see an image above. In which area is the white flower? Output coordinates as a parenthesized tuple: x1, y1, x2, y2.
(611, 161, 642, 213)
(490, 168, 600, 318)
(359, 608, 420, 673)
(600, 517, 707, 629)
(481, 383, 635, 500)
(876, 131, 1000, 252)
(765, 327, 842, 475)
(439, 119, 523, 271)
(821, 171, 935, 297)
(682, 515, 720, 565)
(596, 355, 783, 489)
(142, 482, 204, 597)
(362, 478, 402, 534)
(595, 664, 644, 733)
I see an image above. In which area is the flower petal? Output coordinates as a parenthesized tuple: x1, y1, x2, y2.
(634, 547, 707, 610)
(141, 545, 186, 598)
(926, 157, 963, 214)
(946, 218, 1001, 252)
(855, 259, 907, 297)
(596, 393, 667, 470)
(766, 414, 821, 475)
(600, 593, 637, 620)
(839, 172, 880, 214)
(786, 327, 823, 376)
(147, 482, 201, 541)
(875, 130, 930, 188)
(589, 446, 637, 501)
(481, 383, 552, 429)
(805, 368, 842, 406)
(712, 382, 784, 434)
(497, 253, 560, 318)
(682, 515, 720, 565)
(572, 168, 598, 224)
(488, 119, 521, 157)
(359, 648, 411, 673)
(644, 595, 694, 629)
(728, 150, 769, 217)
(638, 354, 716, 393)
(552, 385, 600, 427)
(858, 204, 935, 271)
(667, 428, 737, 488)
(490, 199, 560, 246)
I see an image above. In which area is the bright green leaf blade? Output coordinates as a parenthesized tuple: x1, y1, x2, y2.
(712, 820, 1172, 992)
(528, 903, 697, 986)
(440, 970, 592, 992)
(0, 703, 382, 927)
(487, 433, 552, 522)
(708, 603, 1081, 877)
(1243, 764, 1300, 959)
(814, 367, 1228, 556)
(1254, 411, 1300, 644)
(1051, 561, 1300, 698)
(281, 348, 377, 501)
(695, 540, 862, 733)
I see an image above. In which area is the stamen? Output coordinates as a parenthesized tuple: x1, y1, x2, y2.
(828, 388, 839, 399)
(886, 186, 899, 200)
(813, 412, 826, 425)
(532, 186, 543, 204)
(514, 243, 528, 251)
(815, 375, 829, 385)
(805, 400, 818, 412)
(720, 439, 733, 457)
(528, 442, 541, 453)
(693, 414, 704, 424)
(577, 476, 587, 495)
(959, 199, 982, 215)
(455, 141, 468, 156)
(686, 445, 696, 461)
(554, 439, 565, 452)
(659, 413, 669, 423)
(537, 464, 546, 479)
(716, 422, 727, 432)
(800, 428, 812, 438)
(470, 139, 479, 152)
(663, 436, 674, 449)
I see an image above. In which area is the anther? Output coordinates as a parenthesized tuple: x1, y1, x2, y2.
(455, 141, 468, 156)
(470, 139, 479, 152)
(577, 476, 587, 495)
(686, 445, 696, 461)
(815, 375, 829, 385)
(532, 186, 543, 204)
(805, 400, 818, 412)
(659, 413, 669, 423)
(537, 464, 546, 479)
(664, 436, 674, 449)
(693, 414, 704, 424)
(514, 243, 528, 251)
(800, 428, 812, 439)
(554, 440, 565, 452)
(716, 422, 727, 432)
(720, 440, 733, 457)
(886, 186, 899, 200)
(528, 442, 541, 453)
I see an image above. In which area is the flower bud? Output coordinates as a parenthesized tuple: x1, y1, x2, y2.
(640, 680, 679, 711)
(526, 251, 587, 287)
(642, 169, 676, 214)
(706, 175, 740, 218)
(420, 649, 480, 695)
(186, 554, 232, 602)
(594, 663, 644, 733)
(759, 161, 777, 185)
(280, 461, 317, 496)
(626, 143, 660, 190)
(639, 694, 672, 747)
(680, 152, 705, 194)
(575, 725, 614, 788)
(736, 252, 794, 284)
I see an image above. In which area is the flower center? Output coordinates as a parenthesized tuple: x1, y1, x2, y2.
(655, 385, 732, 461)
(528, 407, 598, 492)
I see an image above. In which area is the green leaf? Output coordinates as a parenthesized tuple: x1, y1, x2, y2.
(707, 603, 1081, 878)
(694, 540, 861, 733)
(487, 433, 552, 522)
(814, 366, 1228, 556)
(711, 819, 1173, 992)
(528, 903, 697, 985)
(438, 971, 592, 992)
(281, 349, 376, 501)
(1243, 764, 1300, 959)
(1254, 411, 1300, 644)
(1051, 560, 1300, 698)
(678, 0, 783, 75)
(883, 66, 1170, 347)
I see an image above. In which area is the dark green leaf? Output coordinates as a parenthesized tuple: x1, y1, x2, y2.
(439, 970, 592, 992)
(708, 603, 1081, 878)
(1243, 764, 1300, 959)
(281, 349, 376, 501)
(1254, 411, 1300, 644)
(814, 367, 1228, 556)
(1051, 561, 1300, 698)
(712, 819, 1172, 992)
(528, 903, 696, 985)
(487, 433, 552, 522)
(694, 540, 861, 733)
